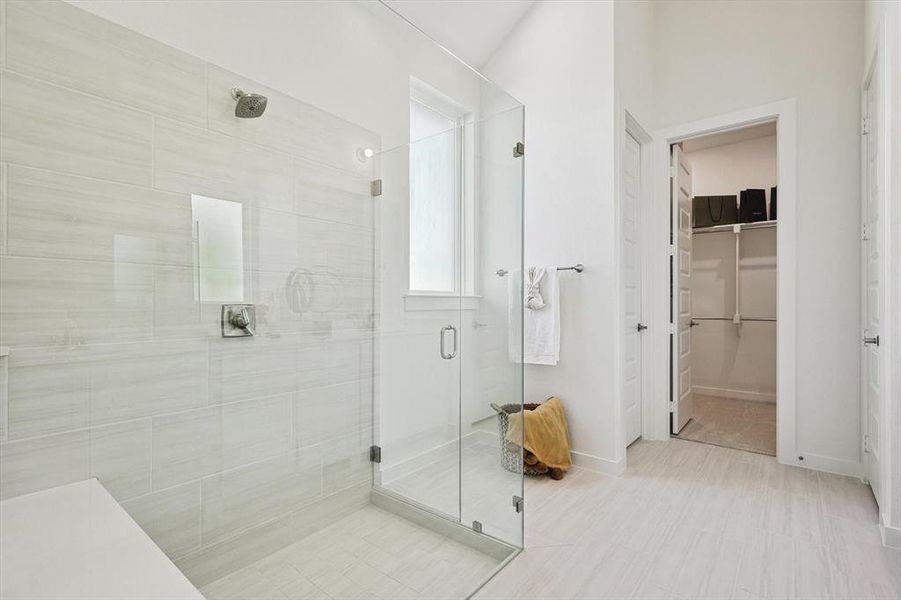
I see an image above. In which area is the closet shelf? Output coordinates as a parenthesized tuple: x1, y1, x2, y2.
(693, 220, 777, 234)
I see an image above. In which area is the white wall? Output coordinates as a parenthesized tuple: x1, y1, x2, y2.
(614, 0, 655, 129)
(864, 0, 901, 543)
(655, 0, 864, 474)
(687, 136, 777, 402)
(484, 1, 621, 471)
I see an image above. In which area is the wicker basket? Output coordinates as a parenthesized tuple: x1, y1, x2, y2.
(490, 402, 547, 476)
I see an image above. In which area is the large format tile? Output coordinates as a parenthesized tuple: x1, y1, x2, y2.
(321, 428, 372, 495)
(208, 336, 299, 405)
(5, 165, 193, 265)
(207, 65, 378, 175)
(5, 0, 206, 125)
(0, 429, 89, 499)
(0, 70, 152, 185)
(122, 482, 202, 559)
(88, 419, 152, 501)
(0, 256, 153, 347)
(294, 380, 371, 448)
(294, 155, 374, 229)
(153, 118, 295, 214)
(152, 394, 294, 490)
(201, 445, 323, 545)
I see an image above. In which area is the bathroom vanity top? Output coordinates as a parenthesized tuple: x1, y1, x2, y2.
(0, 479, 204, 600)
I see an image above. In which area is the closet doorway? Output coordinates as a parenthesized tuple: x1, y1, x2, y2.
(670, 123, 779, 456)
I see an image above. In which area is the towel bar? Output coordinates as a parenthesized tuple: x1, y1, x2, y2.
(496, 264, 583, 277)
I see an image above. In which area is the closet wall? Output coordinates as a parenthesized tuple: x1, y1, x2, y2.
(687, 132, 777, 402)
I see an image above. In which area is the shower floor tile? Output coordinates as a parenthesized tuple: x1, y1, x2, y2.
(674, 394, 776, 456)
(199, 505, 500, 600)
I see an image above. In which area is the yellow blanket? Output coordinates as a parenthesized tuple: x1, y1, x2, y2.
(505, 397, 572, 471)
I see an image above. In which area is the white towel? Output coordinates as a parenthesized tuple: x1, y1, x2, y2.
(509, 267, 560, 365)
(524, 267, 547, 310)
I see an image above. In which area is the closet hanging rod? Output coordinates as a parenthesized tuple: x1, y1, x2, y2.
(495, 264, 584, 277)
(692, 316, 777, 322)
(692, 220, 777, 235)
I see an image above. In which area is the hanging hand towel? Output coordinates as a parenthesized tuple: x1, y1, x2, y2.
(523, 267, 559, 365)
(524, 267, 547, 310)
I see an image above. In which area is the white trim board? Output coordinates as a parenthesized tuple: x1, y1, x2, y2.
(647, 99, 814, 473)
(571, 450, 626, 477)
(692, 386, 776, 404)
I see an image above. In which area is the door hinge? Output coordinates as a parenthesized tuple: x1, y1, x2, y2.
(863, 435, 871, 453)
(370, 179, 383, 197)
(513, 142, 525, 158)
(369, 445, 382, 463)
(668, 323, 676, 335)
(862, 222, 871, 241)
(472, 520, 483, 533)
(861, 116, 870, 136)
(668, 244, 676, 257)
(513, 495, 524, 513)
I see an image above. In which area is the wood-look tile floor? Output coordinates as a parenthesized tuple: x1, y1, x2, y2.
(200, 506, 500, 600)
(675, 395, 777, 456)
(476, 438, 901, 600)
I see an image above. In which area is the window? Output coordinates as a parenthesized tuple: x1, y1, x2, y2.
(191, 194, 244, 302)
(408, 79, 478, 299)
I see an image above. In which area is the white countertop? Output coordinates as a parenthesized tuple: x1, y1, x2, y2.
(0, 479, 204, 600)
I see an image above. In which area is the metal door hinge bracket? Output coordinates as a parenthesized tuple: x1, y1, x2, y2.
(862, 222, 871, 241)
(668, 244, 676, 257)
(863, 435, 871, 453)
(513, 495, 524, 513)
(513, 142, 525, 158)
(862, 117, 870, 135)
(668, 323, 676, 335)
(369, 445, 382, 463)
(472, 521, 483, 533)
(370, 179, 383, 197)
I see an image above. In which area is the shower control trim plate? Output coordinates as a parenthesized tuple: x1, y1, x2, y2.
(222, 304, 256, 337)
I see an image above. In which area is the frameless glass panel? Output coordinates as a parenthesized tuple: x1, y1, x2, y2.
(461, 105, 525, 548)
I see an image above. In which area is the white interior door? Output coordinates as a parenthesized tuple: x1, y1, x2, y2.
(623, 131, 643, 445)
(862, 73, 883, 507)
(672, 145, 694, 434)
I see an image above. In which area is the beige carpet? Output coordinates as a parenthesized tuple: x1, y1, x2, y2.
(674, 394, 776, 456)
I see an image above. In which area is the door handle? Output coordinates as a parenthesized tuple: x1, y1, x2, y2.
(440, 325, 458, 359)
(689, 320, 699, 327)
(637, 323, 648, 332)
(863, 335, 880, 346)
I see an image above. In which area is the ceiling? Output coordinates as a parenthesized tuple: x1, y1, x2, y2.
(682, 122, 777, 153)
(383, 0, 535, 68)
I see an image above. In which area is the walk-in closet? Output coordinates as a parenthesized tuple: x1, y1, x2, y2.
(677, 123, 778, 455)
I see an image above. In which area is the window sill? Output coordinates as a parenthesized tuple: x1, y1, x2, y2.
(404, 294, 481, 312)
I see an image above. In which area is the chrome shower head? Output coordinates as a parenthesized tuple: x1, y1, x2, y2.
(231, 88, 268, 118)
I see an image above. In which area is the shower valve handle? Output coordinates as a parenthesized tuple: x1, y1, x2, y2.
(230, 308, 254, 335)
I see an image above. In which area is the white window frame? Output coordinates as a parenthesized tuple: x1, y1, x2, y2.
(406, 79, 478, 309)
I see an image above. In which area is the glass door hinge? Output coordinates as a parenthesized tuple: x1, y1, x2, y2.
(513, 495, 524, 513)
(861, 117, 870, 135)
(369, 445, 381, 463)
(513, 142, 525, 158)
(863, 435, 871, 453)
(472, 521, 483, 533)
(370, 179, 382, 197)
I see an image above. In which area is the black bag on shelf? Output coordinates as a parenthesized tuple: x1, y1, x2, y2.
(770, 186, 777, 220)
(739, 189, 767, 222)
(692, 195, 738, 228)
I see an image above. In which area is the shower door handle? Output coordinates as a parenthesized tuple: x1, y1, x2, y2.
(440, 325, 458, 359)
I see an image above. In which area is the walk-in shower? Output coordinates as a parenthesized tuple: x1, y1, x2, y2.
(0, 1, 523, 598)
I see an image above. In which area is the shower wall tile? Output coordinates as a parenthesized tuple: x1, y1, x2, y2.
(122, 482, 202, 559)
(200, 445, 323, 545)
(295, 156, 374, 229)
(87, 340, 208, 426)
(207, 65, 378, 176)
(5, 1, 206, 126)
(207, 336, 299, 405)
(5, 166, 193, 266)
(295, 380, 371, 447)
(6, 347, 91, 440)
(1, 0, 7, 68)
(0, 429, 89, 499)
(0, 70, 153, 186)
(289, 482, 370, 541)
(151, 266, 221, 340)
(88, 419, 152, 501)
(151, 394, 294, 490)
(153, 118, 295, 213)
(0, 256, 153, 348)
(322, 428, 372, 495)
(0, 162, 7, 255)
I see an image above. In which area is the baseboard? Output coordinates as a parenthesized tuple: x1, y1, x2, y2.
(780, 451, 863, 479)
(692, 385, 776, 403)
(571, 451, 626, 476)
(880, 513, 901, 549)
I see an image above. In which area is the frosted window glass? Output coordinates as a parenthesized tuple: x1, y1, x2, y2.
(409, 99, 457, 293)
(191, 194, 244, 302)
